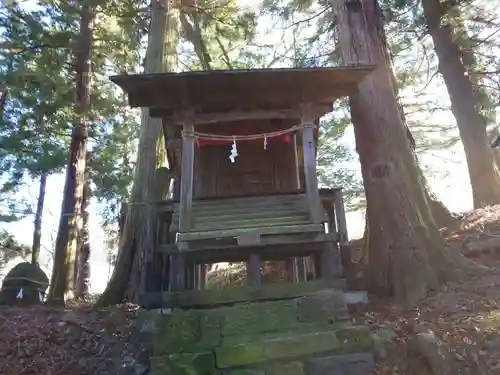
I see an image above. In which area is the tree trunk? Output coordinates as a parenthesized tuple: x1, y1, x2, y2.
(451, 13, 500, 169)
(97, 0, 174, 306)
(74, 175, 90, 299)
(46, 0, 92, 305)
(421, 0, 500, 209)
(31, 172, 47, 266)
(382, 9, 454, 229)
(331, 0, 484, 306)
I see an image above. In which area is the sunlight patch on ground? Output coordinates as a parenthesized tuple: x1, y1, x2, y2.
(478, 310, 500, 332)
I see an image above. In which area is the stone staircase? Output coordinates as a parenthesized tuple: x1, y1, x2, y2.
(136, 285, 375, 375)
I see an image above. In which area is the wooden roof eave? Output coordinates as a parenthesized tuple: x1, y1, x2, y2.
(110, 65, 375, 118)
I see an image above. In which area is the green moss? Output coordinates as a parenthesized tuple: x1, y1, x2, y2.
(153, 310, 201, 355)
(335, 325, 374, 352)
(221, 322, 342, 346)
(199, 309, 223, 348)
(297, 291, 349, 323)
(266, 361, 304, 375)
(162, 279, 345, 309)
(215, 331, 340, 368)
(150, 352, 215, 375)
(153, 309, 223, 355)
(221, 300, 298, 338)
(224, 368, 265, 375)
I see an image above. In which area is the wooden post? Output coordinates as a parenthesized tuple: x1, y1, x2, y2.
(296, 257, 307, 281)
(179, 112, 195, 233)
(293, 134, 301, 189)
(333, 189, 353, 281)
(199, 264, 206, 289)
(193, 264, 200, 290)
(247, 253, 261, 286)
(185, 264, 194, 290)
(169, 253, 185, 291)
(300, 108, 323, 223)
(173, 112, 194, 292)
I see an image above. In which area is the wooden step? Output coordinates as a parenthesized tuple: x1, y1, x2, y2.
(172, 204, 308, 220)
(185, 194, 307, 209)
(192, 215, 311, 232)
(172, 215, 312, 232)
(177, 223, 325, 242)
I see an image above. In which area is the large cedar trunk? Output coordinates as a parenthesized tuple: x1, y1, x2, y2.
(331, 0, 484, 306)
(97, 0, 174, 306)
(47, 1, 92, 305)
(421, 0, 500, 208)
(31, 172, 47, 266)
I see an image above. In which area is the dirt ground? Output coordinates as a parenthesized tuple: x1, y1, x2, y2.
(359, 258, 500, 374)
(0, 302, 144, 375)
(3, 206, 500, 375)
(357, 205, 500, 374)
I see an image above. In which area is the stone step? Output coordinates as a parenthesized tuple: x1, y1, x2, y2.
(139, 279, 348, 309)
(213, 326, 374, 368)
(344, 290, 369, 305)
(307, 352, 375, 375)
(150, 325, 375, 374)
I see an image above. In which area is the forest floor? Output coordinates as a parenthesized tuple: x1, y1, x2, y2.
(0, 302, 145, 375)
(355, 205, 500, 375)
(3, 206, 500, 374)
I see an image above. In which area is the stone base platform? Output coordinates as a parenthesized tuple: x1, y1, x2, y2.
(135, 285, 375, 375)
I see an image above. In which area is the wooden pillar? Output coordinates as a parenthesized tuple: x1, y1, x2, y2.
(169, 253, 185, 291)
(296, 257, 307, 281)
(193, 264, 206, 290)
(293, 134, 301, 189)
(173, 111, 194, 291)
(334, 189, 353, 281)
(185, 264, 194, 290)
(199, 264, 206, 289)
(247, 253, 261, 286)
(179, 112, 195, 233)
(300, 108, 323, 223)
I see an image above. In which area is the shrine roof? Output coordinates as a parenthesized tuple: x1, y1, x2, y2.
(110, 65, 375, 120)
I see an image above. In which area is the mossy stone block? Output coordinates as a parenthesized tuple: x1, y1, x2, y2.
(221, 322, 341, 347)
(297, 290, 349, 323)
(154, 310, 200, 355)
(215, 331, 340, 368)
(162, 279, 346, 309)
(335, 325, 374, 352)
(266, 361, 304, 375)
(150, 352, 215, 375)
(224, 368, 265, 375)
(221, 300, 297, 338)
(199, 309, 223, 348)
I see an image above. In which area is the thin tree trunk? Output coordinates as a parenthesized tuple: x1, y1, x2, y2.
(31, 172, 47, 266)
(46, 0, 92, 305)
(451, 12, 500, 169)
(97, 0, 173, 306)
(74, 175, 90, 299)
(180, 11, 211, 70)
(331, 0, 484, 306)
(421, 0, 500, 209)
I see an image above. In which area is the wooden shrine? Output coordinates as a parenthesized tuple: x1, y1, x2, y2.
(111, 66, 374, 299)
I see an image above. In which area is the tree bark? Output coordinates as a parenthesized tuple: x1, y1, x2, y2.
(31, 172, 47, 266)
(421, 0, 500, 209)
(380, 6, 454, 229)
(331, 0, 485, 306)
(74, 175, 90, 299)
(97, 0, 174, 306)
(46, 0, 92, 305)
